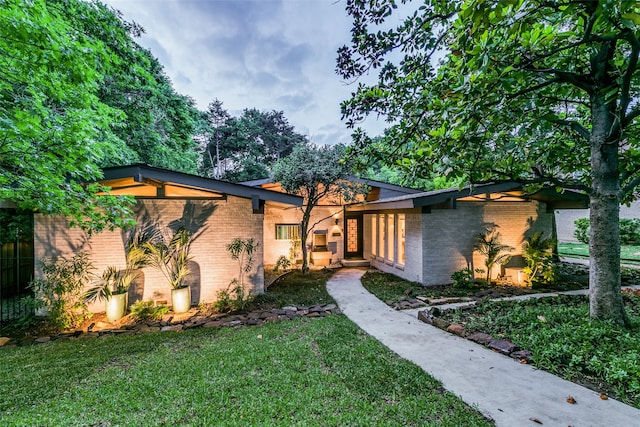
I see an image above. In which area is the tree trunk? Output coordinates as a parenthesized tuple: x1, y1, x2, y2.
(589, 96, 629, 327)
(300, 206, 311, 274)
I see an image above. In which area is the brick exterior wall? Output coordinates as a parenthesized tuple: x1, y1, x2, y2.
(361, 201, 552, 286)
(263, 205, 344, 267)
(34, 197, 264, 313)
(422, 201, 552, 285)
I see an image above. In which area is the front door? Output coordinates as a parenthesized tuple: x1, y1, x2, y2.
(344, 214, 363, 259)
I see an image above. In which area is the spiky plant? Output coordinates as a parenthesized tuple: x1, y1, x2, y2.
(473, 225, 514, 284)
(145, 228, 193, 290)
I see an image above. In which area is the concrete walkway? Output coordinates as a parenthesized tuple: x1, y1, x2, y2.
(327, 268, 640, 427)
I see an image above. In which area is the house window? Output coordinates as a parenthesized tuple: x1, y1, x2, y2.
(387, 214, 395, 263)
(275, 224, 300, 240)
(378, 214, 386, 259)
(371, 215, 377, 257)
(398, 214, 405, 266)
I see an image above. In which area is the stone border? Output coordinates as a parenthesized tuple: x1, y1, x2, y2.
(417, 307, 533, 363)
(0, 303, 341, 348)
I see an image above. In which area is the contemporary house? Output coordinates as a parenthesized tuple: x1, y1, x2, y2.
(28, 164, 590, 316)
(33, 164, 302, 312)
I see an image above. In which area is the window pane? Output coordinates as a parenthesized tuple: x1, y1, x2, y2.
(371, 215, 377, 256)
(387, 214, 395, 262)
(275, 224, 300, 240)
(398, 214, 405, 265)
(378, 214, 385, 258)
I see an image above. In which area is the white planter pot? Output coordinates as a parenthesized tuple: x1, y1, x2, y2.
(171, 287, 191, 313)
(105, 293, 127, 322)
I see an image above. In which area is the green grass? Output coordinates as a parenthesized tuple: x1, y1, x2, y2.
(251, 269, 336, 310)
(0, 316, 492, 426)
(559, 243, 640, 263)
(440, 292, 640, 408)
(0, 270, 491, 426)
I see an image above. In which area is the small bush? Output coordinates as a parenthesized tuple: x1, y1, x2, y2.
(574, 218, 590, 244)
(129, 301, 169, 321)
(273, 255, 291, 272)
(28, 252, 94, 331)
(451, 269, 474, 288)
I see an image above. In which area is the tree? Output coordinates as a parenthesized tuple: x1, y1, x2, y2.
(337, 0, 640, 326)
(0, 0, 134, 231)
(273, 143, 366, 273)
(197, 107, 307, 181)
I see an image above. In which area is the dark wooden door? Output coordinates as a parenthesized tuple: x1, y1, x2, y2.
(344, 214, 363, 258)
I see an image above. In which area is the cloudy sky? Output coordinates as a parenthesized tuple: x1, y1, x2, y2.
(102, 0, 387, 146)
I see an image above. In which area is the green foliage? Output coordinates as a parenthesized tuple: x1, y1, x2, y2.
(574, 218, 590, 244)
(83, 235, 150, 303)
(145, 228, 193, 290)
(215, 238, 260, 312)
(129, 301, 169, 321)
(473, 225, 513, 283)
(451, 268, 475, 288)
(574, 218, 640, 246)
(337, 0, 640, 324)
(0, 316, 492, 426)
(443, 295, 640, 406)
(273, 255, 292, 272)
(522, 231, 556, 287)
(28, 252, 94, 330)
(197, 105, 307, 181)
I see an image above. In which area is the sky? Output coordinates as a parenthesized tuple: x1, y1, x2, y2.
(102, 0, 387, 146)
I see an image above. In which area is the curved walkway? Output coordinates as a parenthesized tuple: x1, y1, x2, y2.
(327, 268, 640, 427)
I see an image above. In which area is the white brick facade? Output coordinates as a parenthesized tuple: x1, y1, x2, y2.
(362, 201, 553, 286)
(34, 197, 264, 312)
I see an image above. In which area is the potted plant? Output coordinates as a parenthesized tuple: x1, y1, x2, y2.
(146, 228, 193, 313)
(84, 239, 149, 322)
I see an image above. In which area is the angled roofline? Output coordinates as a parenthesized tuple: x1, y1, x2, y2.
(238, 175, 424, 194)
(100, 164, 303, 206)
(346, 181, 589, 211)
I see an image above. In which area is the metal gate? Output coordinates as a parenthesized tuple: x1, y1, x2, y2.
(0, 211, 34, 329)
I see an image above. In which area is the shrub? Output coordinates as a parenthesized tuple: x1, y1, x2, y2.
(273, 255, 291, 272)
(574, 218, 590, 244)
(28, 252, 94, 330)
(451, 269, 474, 288)
(129, 301, 169, 321)
(473, 224, 513, 283)
(522, 231, 556, 287)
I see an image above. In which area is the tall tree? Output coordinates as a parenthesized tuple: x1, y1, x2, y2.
(197, 107, 307, 182)
(337, 0, 640, 326)
(273, 143, 365, 273)
(0, 0, 134, 231)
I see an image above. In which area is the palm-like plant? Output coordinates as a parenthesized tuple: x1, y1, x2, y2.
(145, 228, 193, 290)
(473, 225, 514, 284)
(522, 231, 556, 287)
(84, 237, 150, 303)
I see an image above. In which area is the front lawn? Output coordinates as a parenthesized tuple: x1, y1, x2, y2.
(0, 270, 492, 426)
(439, 292, 640, 408)
(0, 316, 491, 426)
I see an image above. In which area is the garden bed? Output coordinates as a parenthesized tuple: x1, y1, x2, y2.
(418, 291, 640, 409)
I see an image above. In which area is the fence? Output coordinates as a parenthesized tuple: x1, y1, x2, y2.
(0, 240, 34, 328)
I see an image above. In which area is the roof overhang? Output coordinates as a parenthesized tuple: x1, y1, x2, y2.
(346, 182, 588, 213)
(97, 164, 303, 208)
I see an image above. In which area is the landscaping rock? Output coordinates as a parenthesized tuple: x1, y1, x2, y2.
(447, 324, 466, 337)
(222, 320, 243, 327)
(161, 325, 184, 332)
(34, 336, 51, 344)
(323, 303, 337, 311)
(510, 350, 533, 361)
(426, 306, 441, 316)
(432, 317, 450, 330)
(0, 337, 11, 347)
(282, 306, 297, 312)
(417, 310, 434, 325)
(467, 332, 493, 345)
(203, 320, 222, 328)
(488, 339, 518, 355)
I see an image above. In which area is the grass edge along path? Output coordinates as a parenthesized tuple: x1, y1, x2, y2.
(0, 318, 492, 426)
